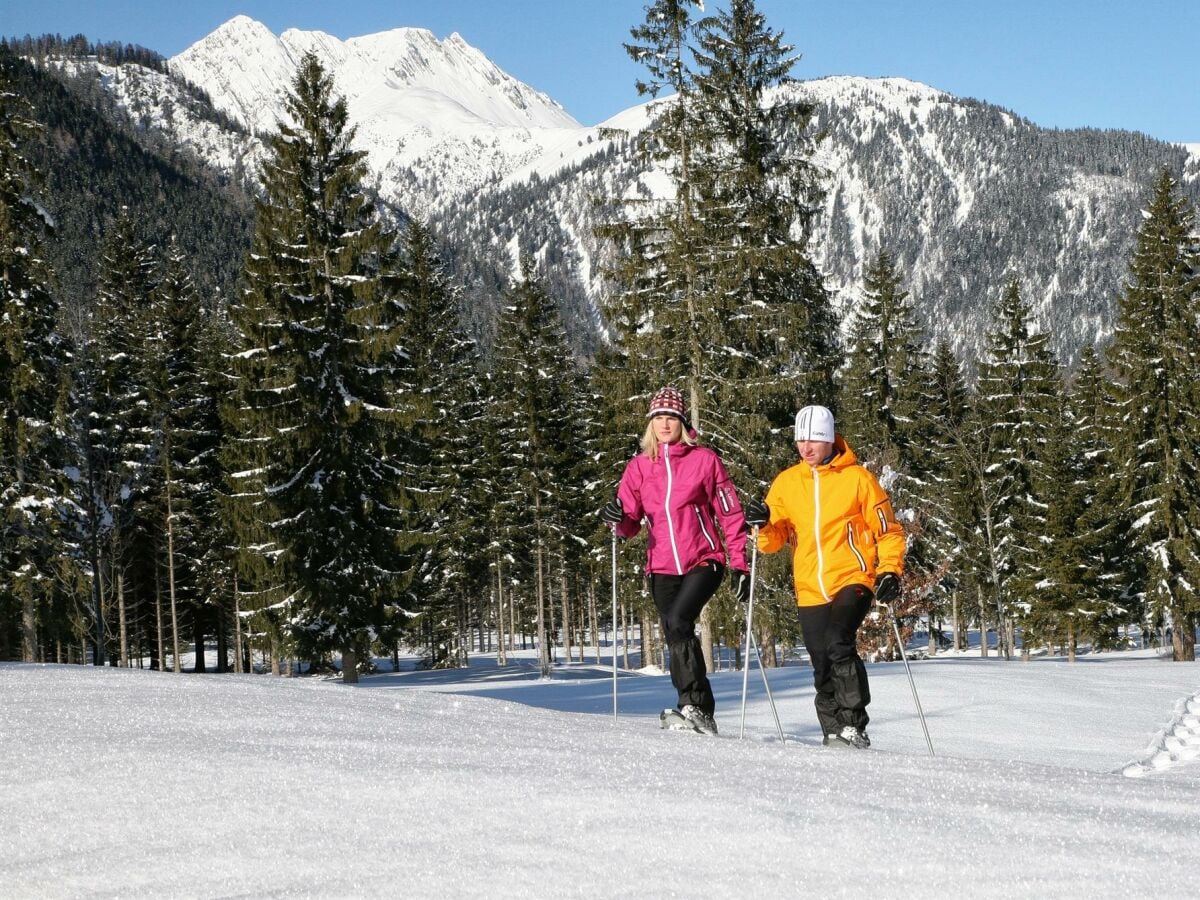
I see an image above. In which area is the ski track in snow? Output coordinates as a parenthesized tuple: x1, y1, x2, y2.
(1120, 689, 1200, 777)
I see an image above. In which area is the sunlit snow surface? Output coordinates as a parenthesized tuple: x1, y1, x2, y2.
(2, 649, 1198, 898)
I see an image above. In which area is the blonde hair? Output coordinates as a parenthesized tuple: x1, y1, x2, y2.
(640, 418, 699, 461)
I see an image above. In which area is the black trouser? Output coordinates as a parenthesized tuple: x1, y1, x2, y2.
(650, 561, 724, 717)
(798, 584, 873, 736)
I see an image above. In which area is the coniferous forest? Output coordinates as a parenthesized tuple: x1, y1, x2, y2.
(2, 0, 1199, 679)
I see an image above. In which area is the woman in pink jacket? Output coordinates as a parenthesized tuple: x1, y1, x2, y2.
(600, 387, 750, 735)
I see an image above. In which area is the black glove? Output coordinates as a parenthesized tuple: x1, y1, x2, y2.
(731, 569, 751, 605)
(600, 496, 624, 524)
(874, 572, 901, 605)
(744, 499, 770, 528)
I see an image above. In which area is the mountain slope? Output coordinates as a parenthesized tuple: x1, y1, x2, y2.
(434, 76, 1200, 364)
(1, 45, 253, 312)
(168, 16, 586, 213)
(26, 18, 1200, 364)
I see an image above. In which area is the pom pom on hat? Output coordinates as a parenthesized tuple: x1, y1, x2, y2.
(794, 405, 835, 442)
(647, 386, 688, 422)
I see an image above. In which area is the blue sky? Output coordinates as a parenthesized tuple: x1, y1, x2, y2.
(2, 1, 1196, 141)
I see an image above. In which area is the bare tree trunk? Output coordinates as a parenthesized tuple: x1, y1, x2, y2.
(342, 646, 358, 684)
(951, 593, 962, 651)
(508, 573, 516, 653)
(534, 496, 550, 677)
(153, 558, 165, 671)
(760, 626, 778, 668)
(560, 562, 572, 665)
(495, 560, 507, 666)
(20, 584, 37, 662)
(216, 602, 229, 673)
(621, 600, 630, 670)
(589, 573, 599, 666)
(165, 476, 182, 673)
(978, 585, 988, 659)
(117, 569, 128, 668)
(640, 608, 652, 671)
(233, 578, 244, 674)
(1171, 609, 1196, 661)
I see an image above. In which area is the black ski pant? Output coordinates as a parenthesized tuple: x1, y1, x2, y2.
(650, 560, 724, 717)
(798, 584, 873, 736)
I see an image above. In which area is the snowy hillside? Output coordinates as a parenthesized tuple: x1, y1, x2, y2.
(3, 654, 1198, 897)
(435, 75, 1200, 364)
(167, 16, 587, 213)
(28, 22, 1200, 361)
(40, 56, 267, 181)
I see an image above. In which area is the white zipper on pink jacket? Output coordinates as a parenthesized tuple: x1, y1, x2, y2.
(663, 442, 684, 574)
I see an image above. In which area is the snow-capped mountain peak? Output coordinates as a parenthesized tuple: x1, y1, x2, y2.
(168, 16, 584, 210)
(170, 17, 578, 133)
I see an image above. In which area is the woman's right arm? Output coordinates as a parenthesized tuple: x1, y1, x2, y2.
(614, 459, 645, 540)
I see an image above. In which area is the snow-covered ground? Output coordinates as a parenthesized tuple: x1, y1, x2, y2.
(3, 647, 1199, 898)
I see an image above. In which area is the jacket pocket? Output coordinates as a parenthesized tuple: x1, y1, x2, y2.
(694, 505, 718, 551)
(846, 522, 867, 572)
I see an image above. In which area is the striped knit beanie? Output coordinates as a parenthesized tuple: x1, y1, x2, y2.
(646, 386, 688, 422)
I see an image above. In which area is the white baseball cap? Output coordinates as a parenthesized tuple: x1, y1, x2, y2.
(794, 405, 835, 442)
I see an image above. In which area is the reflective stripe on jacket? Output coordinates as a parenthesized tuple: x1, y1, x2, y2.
(757, 435, 905, 607)
(614, 441, 749, 575)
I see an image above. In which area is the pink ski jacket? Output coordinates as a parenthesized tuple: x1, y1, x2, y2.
(613, 441, 749, 576)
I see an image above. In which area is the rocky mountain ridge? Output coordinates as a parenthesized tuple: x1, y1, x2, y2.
(20, 17, 1200, 364)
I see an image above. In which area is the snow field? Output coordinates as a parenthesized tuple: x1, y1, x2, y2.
(2, 652, 1198, 898)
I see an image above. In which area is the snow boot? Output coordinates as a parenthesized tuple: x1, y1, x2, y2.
(679, 704, 719, 735)
(825, 725, 870, 749)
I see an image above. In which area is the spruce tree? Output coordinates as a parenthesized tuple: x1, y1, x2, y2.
(143, 239, 228, 671)
(691, 0, 838, 486)
(488, 256, 588, 676)
(82, 209, 158, 667)
(1107, 171, 1200, 661)
(1031, 347, 1128, 657)
(973, 277, 1062, 658)
(394, 221, 485, 667)
(840, 250, 940, 655)
(0, 64, 71, 662)
(921, 341, 975, 651)
(597, 0, 708, 436)
(226, 53, 417, 683)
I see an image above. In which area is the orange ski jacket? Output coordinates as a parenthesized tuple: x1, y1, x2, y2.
(757, 435, 906, 607)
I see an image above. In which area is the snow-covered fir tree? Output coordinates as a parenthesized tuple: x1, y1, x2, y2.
(393, 221, 487, 668)
(921, 340, 975, 652)
(1106, 171, 1200, 661)
(143, 239, 231, 671)
(973, 277, 1061, 658)
(0, 63, 73, 663)
(1028, 346, 1130, 658)
(225, 53, 417, 683)
(487, 256, 591, 676)
(691, 0, 838, 482)
(839, 250, 940, 657)
(81, 209, 158, 667)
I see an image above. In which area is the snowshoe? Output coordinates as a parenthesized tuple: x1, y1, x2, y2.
(824, 725, 870, 749)
(660, 706, 719, 736)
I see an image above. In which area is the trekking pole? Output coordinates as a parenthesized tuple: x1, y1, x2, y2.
(739, 531, 784, 741)
(888, 604, 935, 756)
(611, 528, 619, 721)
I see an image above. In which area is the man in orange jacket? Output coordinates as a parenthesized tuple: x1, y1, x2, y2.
(744, 405, 905, 749)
